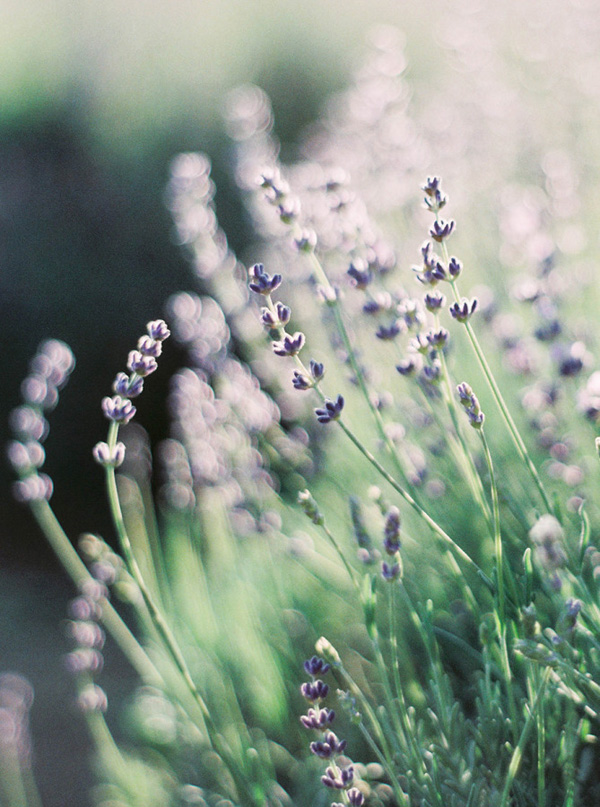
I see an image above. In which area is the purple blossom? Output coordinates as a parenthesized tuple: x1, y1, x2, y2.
(146, 320, 170, 341)
(301, 679, 329, 701)
(310, 732, 347, 759)
(424, 291, 446, 312)
(347, 260, 372, 290)
(310, 359, 325, 380)
(422, 176, 447, 211)
(92, 441, 126, 468)
(315, 395, 345, 424)
(113, 372, 144, 398)
(375, 322, 402, 341)
(272, 331, 305, 357)
(304, 656, 330, 677)
(300, 707, 335, 730)
(137, 335, 163, 358)
(248, 263, 282, 295)
(448, 256, 462, 278)
(382, 561, 401, 581)
(101, 395, 136, 424)
(383, 506, 401, 554)
(430, 219, 455, 243)
(426, 328, 449, 348)
(12, 473, 53, 503)
(450, 298, 478, 323)
(127, 350, 158, 377)
(292, 371, 311, 390)
(396, 358, 417, 377)
(322, 765, 354, 790)
(347, 788, 365, 807)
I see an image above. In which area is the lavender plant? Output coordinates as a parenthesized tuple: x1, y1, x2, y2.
(9, 16, 600, 807)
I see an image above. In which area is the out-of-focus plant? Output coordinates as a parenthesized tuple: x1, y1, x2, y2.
(9, 8, 600, 807)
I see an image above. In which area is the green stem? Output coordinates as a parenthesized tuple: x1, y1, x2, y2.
(479, 430, 518, 745)
(446, 268, 552, 512)
(335, 417, 493, 588)
(329, 660, 406, 806)
(389, 586, 427, 779)
(29, 497, 162, 685)
(306, 250, 417, 491)
(500, 667, 551, 807)
(105, 422, 260, 807)
(434, 313, 493, 531)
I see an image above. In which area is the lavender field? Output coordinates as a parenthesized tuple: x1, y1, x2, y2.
(4, 2, 600, 805)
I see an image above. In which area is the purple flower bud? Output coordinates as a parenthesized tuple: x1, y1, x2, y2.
(262, 302, 292, 328)
(137, 335, 163, 357)
(275, 302, 291, 325)
(9, 406, 49, 442)
(382, 561, 401, 581)
(449, 298, 478, 323)
(347, 260, 372, 290)
(396, 359, 417, 377)
(304, 656, 330, 677)
(278, 196, 301, 224)
(300, 707, 335, 730)
(292, 371, 311, 390)
(102, 395, 136, 424)
(375, 322, 401, 341)
(65, 648, 104, 675)
(6, 441, 45, 472)
(68, 620, 105, 649)
(426, 328, 449, 348)
(315, 395, 344, 424)
(248, 263, 282, 295)
(113, 372, 144, 398)
(322, 765, 354, 790)
(92, 441, 126, 468)
(310, 359, 325, 380)
(301, 680, 329, 701)
(347, 788, 364, 806)
(294, 228, 317, 252)
(310, 732, 347, 759)
(430, 219, 455, 243)
(12, 473, 53, 503)
(383, 507, 401, 554)
(422, 362, 441, 384)
(424, 291, 446, 312)
(77, 684, 108, 713)
(272, 331, 305, 357)
(127, 350, 158, 377)
(448, 256, 462, 278)
(146, 320, 170, 341)
(260, 308, 276, 328)
(422, 177, 447, 210)
(456, 382, 485, 429)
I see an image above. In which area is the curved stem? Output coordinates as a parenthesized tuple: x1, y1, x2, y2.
(446, 270, 552, 513)
(306, 250, 418, 491)
(335, 417, 493, 588)
(105, 421, 261, 807)
(29, 498, 162, 685)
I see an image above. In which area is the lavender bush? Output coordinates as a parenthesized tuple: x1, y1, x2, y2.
(8, 9, 600, 807)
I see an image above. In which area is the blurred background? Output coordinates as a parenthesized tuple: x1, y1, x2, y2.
(0, 2, 428, 804)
